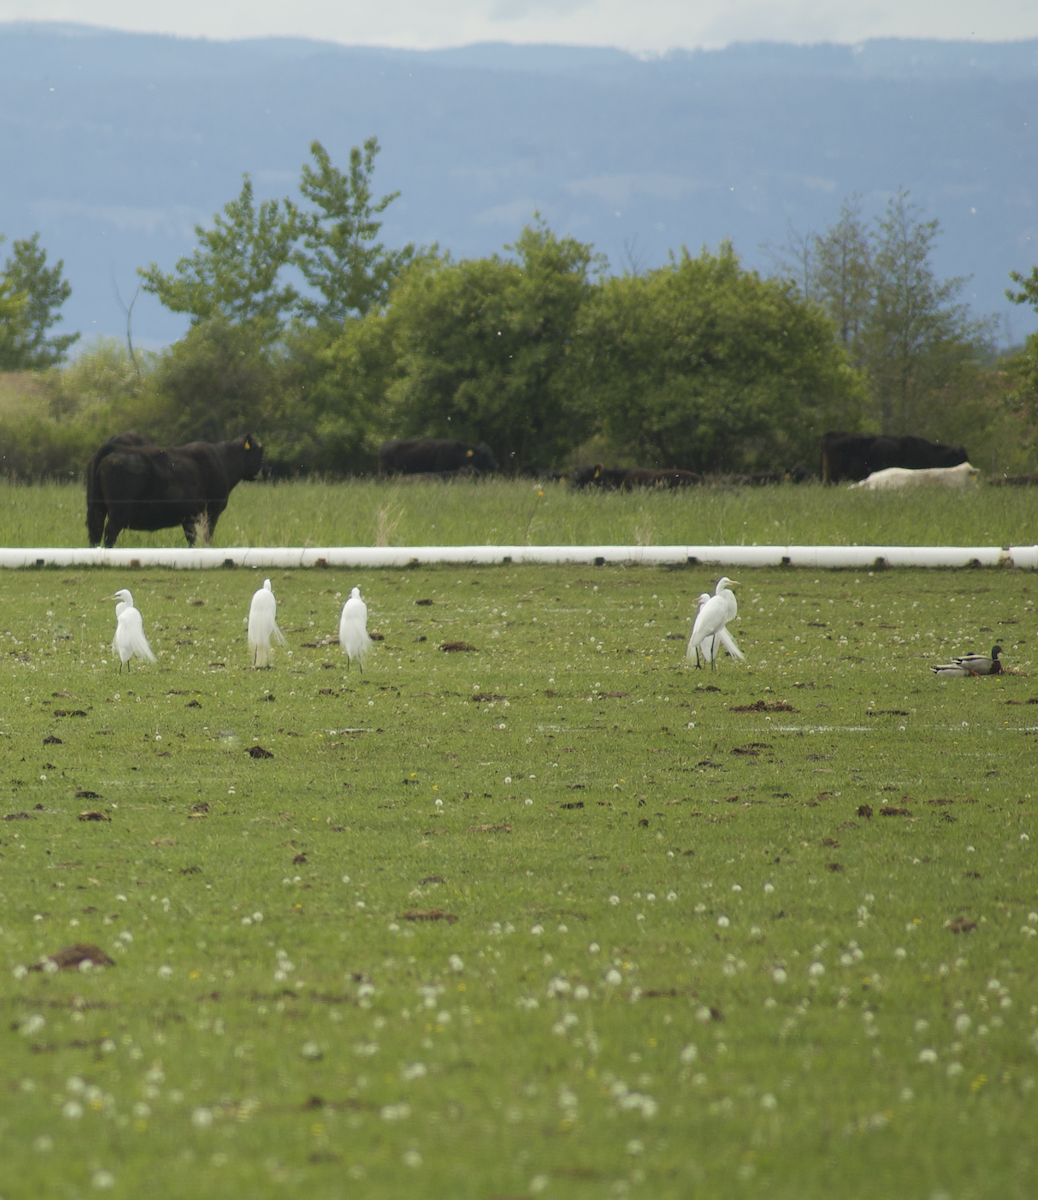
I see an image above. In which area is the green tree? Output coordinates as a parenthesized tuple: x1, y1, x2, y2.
(0, 273, 27, 366)
(0, 233, 79, 369)
(865, 190, 994, 433)
(368, 222, 601, 471)
(573, 242, 862, 473)
(140, 139, 412, 336)
(1005, 265, 1038, 439)
(810, 198, 872, 356)
(294, 138, 416, 326)
(148, 316, 275, 443)
(139, 178, 298, 331)
(776, 190, 996, 436)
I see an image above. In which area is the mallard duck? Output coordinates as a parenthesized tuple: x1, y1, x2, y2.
(931, 645, 1004, 677)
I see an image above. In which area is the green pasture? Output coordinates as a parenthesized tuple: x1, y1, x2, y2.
(1, 474, 1036, 550)
(0, 555, 1036, 1199)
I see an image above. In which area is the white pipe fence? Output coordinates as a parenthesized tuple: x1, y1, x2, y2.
(0, 545, 1035, 569)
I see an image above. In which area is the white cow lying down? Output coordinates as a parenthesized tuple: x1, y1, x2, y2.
(850, 462, 979, 490)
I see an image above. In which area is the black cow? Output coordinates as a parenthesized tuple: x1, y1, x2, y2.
(990, 474, 1038, 487)
(86, 430, 156, 548)
(87, 434, 264, 548)
(571, 464, 631, 490)
(619, 468, 702, 490)
(377, 438, 499, 478)
(821, 432, 968, 484)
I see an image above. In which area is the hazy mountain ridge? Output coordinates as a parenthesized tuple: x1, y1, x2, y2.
(0, 22, 1034, 347)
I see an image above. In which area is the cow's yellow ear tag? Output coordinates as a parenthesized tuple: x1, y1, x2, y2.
(244, 438, 251, 451)
(466, 448, 474, 457)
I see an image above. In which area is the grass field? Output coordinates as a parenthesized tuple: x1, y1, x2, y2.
(1, 548, 1036, 1198)
(2, 475, 1037, 550)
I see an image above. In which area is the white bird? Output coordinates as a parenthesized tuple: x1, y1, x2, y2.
(713, 575, 745, 662)
(247, 578, 287, 668)
(715, 576, 739, 623)
(339, 586, 372, 673)
(109, 589, 156, 672)
(687, 593, 726, 668)
(687, 588, 745, 669)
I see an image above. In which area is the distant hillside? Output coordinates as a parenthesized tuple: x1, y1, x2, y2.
(0, 22, 1035, 348)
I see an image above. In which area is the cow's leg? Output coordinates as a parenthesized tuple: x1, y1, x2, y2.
(86, 503, 108, 548)
(182, 518, 196, 547)
(102, 519, 123, 549)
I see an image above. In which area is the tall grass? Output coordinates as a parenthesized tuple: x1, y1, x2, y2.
(3, 476, 1037, 549)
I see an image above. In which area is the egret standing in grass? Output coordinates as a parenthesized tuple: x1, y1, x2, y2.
(687, 586, 745, 669)
(247, 578, 287, 668)
(109, 589, 156, 672)
(339, 586, 372, 673)
(715, 576, 739, 623)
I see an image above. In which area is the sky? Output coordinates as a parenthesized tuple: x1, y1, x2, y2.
(0, 0, 1036, 53)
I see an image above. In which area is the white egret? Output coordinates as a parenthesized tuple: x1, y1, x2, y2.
(247, 578, 287, 668)
(711, 576, 745, 660)
(109, 589, 156, 672)
(687, 588, 745, 669)
(339, 586, 372, 673)
(931, 645, 1004, 677)
(715, 576, 739, 623)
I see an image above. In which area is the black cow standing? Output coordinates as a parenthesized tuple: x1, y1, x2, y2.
(86, 433, 264, 548)
(377, 439, 499, 478)
(571, 464, 631, 490)
(86, 430, 155, 547)
(821, 432, 968, 484)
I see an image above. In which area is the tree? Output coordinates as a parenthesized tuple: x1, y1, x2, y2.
(572, 242, 863, 473)
(1005, 264, 1038, 436)
(139, 139, 412, 335)
(810, 198, 872, 355)
(148, 315, 276, 443)
(294, 138, 415, 326)
(0, 274, 27, 366)
(775, 190, 996, 436)
(365, 222, 601, 472)
(0, 233, 79, 369)
(865, 190, 994, 433)
(139, 177, 298, 331)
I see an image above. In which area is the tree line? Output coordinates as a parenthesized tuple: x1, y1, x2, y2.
(1, 137, 1036, 480)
